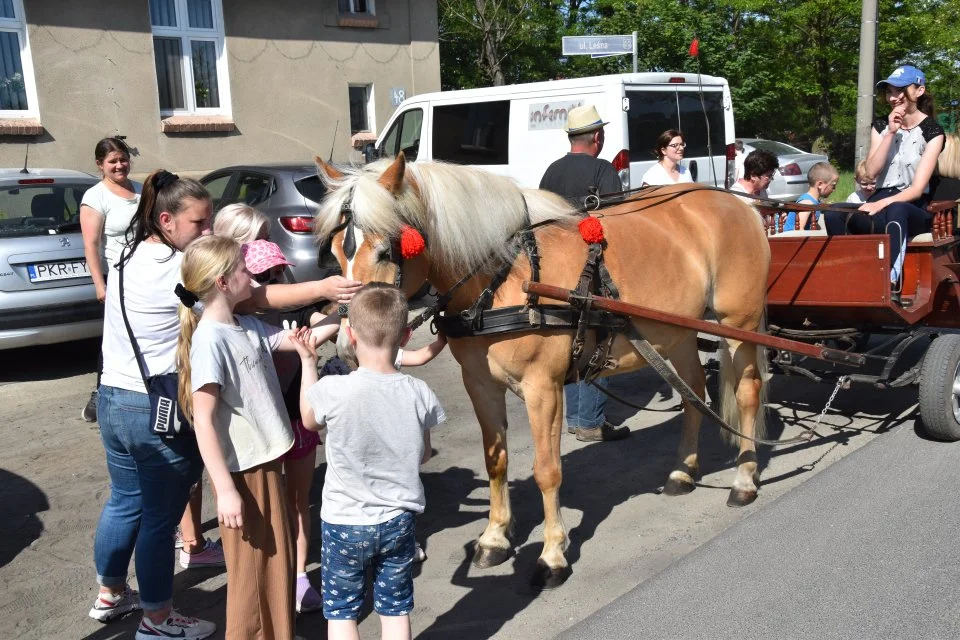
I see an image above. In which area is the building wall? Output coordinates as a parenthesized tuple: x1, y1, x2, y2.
(0, 0, 440, 175)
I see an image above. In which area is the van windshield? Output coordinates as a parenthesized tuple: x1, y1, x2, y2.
(626, 89, 726, 161)
(0, 183, 89, 238)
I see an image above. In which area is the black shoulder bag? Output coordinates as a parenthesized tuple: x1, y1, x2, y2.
(117, 248, 193, 439)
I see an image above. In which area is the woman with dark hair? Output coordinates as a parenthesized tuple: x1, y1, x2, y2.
(88, 170, 361, 639)
(79, 137, 140, 422)
(640, 129, 694, 186)
(730, 149, 779, 203)
(823, 65, 945, 304)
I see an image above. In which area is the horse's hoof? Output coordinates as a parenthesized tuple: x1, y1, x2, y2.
(726, 488, 758, 507)
(472, 544, 512, 569)
(662, 476, 696, 496)
(530, 559, 572, 591)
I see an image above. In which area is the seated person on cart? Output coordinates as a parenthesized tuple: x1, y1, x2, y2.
(822, 65, 945, 304)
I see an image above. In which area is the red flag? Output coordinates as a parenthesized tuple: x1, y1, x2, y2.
(689, 39, 699, 57)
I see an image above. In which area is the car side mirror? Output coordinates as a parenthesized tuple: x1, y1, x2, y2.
(362, 143, 379, 163)
(689, 160, 699, 183)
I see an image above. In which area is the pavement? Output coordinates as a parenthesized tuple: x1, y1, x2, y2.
(560, 421, 960, 640)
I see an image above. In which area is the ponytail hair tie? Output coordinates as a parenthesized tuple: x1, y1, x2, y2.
(175, 283, 199, 308)
(155, 170, 180, 190)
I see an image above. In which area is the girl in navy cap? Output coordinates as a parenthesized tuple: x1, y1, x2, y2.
(824, 64, 945, 305)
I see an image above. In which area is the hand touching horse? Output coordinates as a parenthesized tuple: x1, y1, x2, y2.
(314, 153, 771, 588)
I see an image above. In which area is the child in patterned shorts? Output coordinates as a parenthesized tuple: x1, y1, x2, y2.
(290, 283, 445, 640)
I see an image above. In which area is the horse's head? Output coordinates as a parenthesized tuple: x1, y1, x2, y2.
(313, 153, 431, 300)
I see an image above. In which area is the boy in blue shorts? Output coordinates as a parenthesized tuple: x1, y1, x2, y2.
(784, 161, 839, 231)
(291, 282, 445, 640)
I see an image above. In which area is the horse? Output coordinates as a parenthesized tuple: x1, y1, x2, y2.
(313, 153, 771, 588)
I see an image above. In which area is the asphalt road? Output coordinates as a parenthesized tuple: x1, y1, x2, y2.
(560, 421, 960, 640)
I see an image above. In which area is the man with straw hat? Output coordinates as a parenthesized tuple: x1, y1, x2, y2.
(539, 104, 629, 443)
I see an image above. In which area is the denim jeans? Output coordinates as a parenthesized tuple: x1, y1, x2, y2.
(94, 385, 202, 611)
(564, 378, 608, 429)
(321, 511, 416, 620)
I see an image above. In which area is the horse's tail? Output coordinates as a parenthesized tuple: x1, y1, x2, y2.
(718, 314, 768, 447)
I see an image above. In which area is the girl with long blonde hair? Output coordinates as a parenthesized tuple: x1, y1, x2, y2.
(175, 235, 338, 639)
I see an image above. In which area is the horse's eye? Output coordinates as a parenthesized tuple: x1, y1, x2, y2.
(375, 245, 391, 262)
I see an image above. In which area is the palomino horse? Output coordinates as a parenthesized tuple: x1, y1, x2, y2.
(314, 153, 771, 588)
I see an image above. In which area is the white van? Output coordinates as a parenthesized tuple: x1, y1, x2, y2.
(372, 72, 736, 191)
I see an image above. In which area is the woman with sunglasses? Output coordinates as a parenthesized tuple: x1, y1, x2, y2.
(641, 130, 694, 187)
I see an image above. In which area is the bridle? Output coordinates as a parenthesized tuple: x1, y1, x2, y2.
(328, 194, 405, 290)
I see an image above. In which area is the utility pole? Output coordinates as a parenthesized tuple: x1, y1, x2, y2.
(855, 0, 878, 165)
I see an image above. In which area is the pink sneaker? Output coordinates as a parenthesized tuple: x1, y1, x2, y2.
(178, 538, 225, 569)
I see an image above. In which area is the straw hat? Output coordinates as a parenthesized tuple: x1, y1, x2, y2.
(564, 105, 608, 135)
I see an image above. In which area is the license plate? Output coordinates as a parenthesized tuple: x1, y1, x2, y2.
(27, 259, 90, 283)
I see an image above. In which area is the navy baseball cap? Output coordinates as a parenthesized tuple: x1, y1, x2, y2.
(877, 65, 926, 89)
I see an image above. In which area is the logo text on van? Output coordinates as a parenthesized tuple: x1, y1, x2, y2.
(528, 101, 585, 131)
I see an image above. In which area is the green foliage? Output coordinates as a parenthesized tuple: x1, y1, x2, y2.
(438, 0, 960, 166)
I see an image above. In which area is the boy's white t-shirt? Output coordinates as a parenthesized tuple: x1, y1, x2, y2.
(80, 181, 141, 270)
(190, 315, 294, 472)
(306, 368, 446, 525)
(101, 242, 183, 393)
(846, 190, 867, 204)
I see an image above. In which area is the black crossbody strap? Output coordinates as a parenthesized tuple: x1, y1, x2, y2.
(117, 247, 151, 389)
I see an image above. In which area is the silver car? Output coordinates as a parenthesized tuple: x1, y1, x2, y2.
(200, 163, 339, 283)
(741, 138, 830, 200)
(0, 168, 102, 350)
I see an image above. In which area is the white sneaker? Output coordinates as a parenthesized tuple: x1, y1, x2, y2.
(414, 541, 427, 562)
(135, 610, 215, 639)
(88, 585, 141, 622)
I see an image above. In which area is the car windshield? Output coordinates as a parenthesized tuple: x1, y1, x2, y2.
(0, 182, 90, 238)
(747, 140, 804, 156)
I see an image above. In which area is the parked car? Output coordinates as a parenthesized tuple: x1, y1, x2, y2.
(199, 163, 340, 283)
(740, 138, 830, 199)
(0, 168, 102, 350)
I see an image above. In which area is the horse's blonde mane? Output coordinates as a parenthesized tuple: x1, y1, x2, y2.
(939, 133, 960, 180)
(315, 159, 580, 275)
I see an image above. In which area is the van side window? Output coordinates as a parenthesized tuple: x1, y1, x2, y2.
(433, 101, 510, 165)
(676, 91, 725, 158)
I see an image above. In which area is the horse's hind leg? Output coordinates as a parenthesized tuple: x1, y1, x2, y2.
(722, 339, 765, 507)
(522, 375, 570, 589)
(662, 334, 706, 496)
(462, 370, 514, 568)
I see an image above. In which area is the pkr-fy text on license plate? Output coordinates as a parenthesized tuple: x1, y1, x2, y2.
(27, 260, 90, 283)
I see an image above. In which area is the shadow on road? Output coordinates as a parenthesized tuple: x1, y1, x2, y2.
(0, 337, 100, 384)
(0, 468, 49, 569)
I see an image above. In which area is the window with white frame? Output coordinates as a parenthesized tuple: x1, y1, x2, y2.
(149, 0, 231, 115)
(349, 84, 374, 134)
(339, 0, 375, 15)
(0, 0, 39, 117)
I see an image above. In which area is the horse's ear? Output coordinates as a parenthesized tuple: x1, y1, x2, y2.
(314, 155, 344, 181)
(378, 152, 406, 196)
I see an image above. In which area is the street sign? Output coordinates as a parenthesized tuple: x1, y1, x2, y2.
(562, 35, 634, 57)
(390, 87, 407, 107)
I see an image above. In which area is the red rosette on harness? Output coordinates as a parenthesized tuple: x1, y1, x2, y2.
(578, 216, 605, 244)
(399, 225, 426, 258)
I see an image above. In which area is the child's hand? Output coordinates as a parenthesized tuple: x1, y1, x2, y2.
(289, 325, 319, 361)
(218, 488, 244, 530)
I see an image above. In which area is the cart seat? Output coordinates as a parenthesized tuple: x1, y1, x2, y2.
(776, 227, 828, 238)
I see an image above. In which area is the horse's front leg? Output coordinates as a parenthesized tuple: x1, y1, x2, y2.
(462, 369, 514, 568)
(662, 336, 705, 496)
(523, 376, 570, 589)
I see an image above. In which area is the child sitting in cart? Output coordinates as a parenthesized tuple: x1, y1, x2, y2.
(845, 160, 879, 205)
(783, 162, 839, 232)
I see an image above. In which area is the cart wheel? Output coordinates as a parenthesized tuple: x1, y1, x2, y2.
(918, 334, 960, 441)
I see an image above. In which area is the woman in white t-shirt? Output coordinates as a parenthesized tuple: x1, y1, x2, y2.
(79, 138, 141, 423)
(640, 130, 694, 187)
